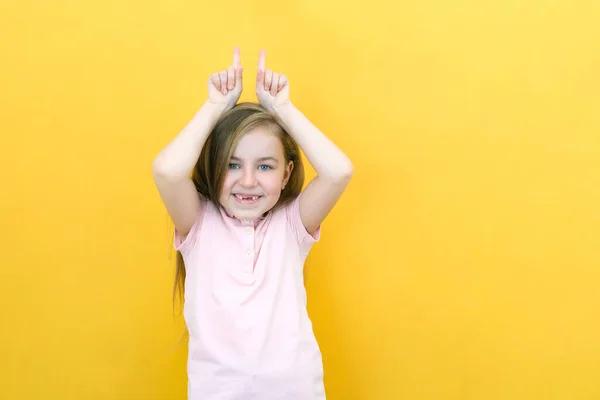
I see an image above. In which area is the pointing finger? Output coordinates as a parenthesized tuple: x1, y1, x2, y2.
(258, 49, 266, 72)
(233, 46, 241, 69)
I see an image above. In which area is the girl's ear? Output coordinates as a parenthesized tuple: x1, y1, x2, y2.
(282, 160, 294, 188)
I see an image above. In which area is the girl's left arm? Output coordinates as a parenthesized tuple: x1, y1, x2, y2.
(274, 103, 354, 234)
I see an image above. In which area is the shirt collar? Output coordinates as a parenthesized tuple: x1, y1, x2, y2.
(219, 205, 269, 227)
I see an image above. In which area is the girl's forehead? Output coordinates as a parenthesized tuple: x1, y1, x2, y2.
(232, 129, 284, 159)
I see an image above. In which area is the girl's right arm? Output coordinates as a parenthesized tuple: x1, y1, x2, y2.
(152, 47, 244, 237)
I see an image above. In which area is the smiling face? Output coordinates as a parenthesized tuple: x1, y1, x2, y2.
(219, 126, 294, 220)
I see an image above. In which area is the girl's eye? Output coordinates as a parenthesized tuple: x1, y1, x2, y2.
(258, 165, 272, 171)
(229, 163, 240, 169)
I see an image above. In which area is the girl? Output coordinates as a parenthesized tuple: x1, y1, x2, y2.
(152, 47, 353, 399)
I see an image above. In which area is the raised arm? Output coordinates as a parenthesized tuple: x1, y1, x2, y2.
(255, 49, 353, 235)
(152, 47, 244, 237)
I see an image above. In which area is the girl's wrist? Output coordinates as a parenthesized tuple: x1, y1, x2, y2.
(200, 99, 230, 121)
(272, 102, 296, 123)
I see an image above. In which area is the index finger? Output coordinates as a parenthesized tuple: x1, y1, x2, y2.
(257, 49, 266, 71)
(233, 46, 241, 68)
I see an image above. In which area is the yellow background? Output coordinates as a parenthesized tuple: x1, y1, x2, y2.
(1, 0, 599, 399)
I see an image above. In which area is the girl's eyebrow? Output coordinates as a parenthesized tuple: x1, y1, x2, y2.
(230, 156, 278, 163)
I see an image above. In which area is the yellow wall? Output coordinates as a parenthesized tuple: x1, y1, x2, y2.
(2, 0, 599, 399)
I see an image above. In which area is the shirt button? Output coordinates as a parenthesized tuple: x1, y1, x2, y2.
(245, 249, 254, 258)
(245, 228, 253, 236)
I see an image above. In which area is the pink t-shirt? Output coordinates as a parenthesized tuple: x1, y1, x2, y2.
(174, 193, 326, 399)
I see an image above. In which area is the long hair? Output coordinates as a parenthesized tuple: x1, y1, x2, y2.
(172, 102, 304, 311)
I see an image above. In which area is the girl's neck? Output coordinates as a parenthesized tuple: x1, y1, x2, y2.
(222, 207, 269, 226)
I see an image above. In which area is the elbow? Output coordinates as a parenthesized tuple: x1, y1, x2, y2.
(152, 156, 186, 181)
(152, 156, 168, 178)
(343, 160, 354, 179)
(325, 159, 353, 183)
(338, 158, 354, 181)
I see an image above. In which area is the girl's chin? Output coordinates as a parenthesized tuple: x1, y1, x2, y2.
(225, 203, 263, 218)
(220, 194, 280, 219)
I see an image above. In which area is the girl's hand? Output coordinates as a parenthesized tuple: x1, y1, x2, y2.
(207, 46, 244, 112)
(256, 49, 290, 114)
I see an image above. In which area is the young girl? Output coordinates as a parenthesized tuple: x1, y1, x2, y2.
(152, 47, 353, 399)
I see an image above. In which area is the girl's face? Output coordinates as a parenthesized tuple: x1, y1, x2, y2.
(220, 127, 293, 221)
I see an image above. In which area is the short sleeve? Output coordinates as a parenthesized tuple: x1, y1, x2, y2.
(285, 193, 321, 245)
(173, 194, 206, 253)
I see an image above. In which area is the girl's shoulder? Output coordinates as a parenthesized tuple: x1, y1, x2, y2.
(282, 193, 321, 245)
(174, 195, 217, 252)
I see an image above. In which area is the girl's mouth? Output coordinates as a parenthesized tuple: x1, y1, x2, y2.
(234, 194, 262, 204)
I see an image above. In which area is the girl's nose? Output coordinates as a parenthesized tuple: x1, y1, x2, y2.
(240, 168, 257, 187)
